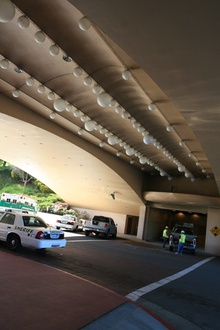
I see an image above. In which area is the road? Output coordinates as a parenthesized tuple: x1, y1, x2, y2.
(1, 230, 219, 330)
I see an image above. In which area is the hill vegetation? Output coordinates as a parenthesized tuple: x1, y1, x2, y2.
(0, 160, 91, 219)
(0, 160, 63, 212)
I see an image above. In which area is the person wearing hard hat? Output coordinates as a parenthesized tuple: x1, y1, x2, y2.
(175, 230, 186, 254)
(162, 226, 169, 248)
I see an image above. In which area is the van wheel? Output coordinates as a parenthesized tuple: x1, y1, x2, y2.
(85, 230, 90, 236)
(7, 234, 21, 251)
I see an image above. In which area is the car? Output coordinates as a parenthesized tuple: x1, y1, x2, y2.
(83, 215, 117, 238)
(0, 211, 66, 251)
(56, 214, 82, 232)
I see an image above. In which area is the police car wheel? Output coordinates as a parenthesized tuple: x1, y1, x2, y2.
(7, 234, 21, 251)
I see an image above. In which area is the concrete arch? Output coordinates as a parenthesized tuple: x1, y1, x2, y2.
(0, 94, 144, 215)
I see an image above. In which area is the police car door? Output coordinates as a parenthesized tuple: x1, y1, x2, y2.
(0, 213, 16, 241)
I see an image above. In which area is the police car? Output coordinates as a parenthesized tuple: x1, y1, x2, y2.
(0, 211, 66, 251)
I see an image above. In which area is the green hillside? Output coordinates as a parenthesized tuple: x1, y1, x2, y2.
(0, 162, 63, 212)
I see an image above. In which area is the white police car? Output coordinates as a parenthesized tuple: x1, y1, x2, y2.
(0, 211, 66, 251)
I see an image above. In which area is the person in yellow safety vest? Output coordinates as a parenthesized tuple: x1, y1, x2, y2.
(162, 226, 169, 248)
(175, 230, 186, 255)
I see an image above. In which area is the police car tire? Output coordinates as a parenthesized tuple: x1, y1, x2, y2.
(7, 234, 21, 251)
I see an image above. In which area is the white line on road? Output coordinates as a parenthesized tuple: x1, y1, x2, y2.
(126, 257, 215, 302)
(67, 239, 109, 243)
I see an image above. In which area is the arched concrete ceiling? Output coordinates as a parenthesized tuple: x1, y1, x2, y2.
(0, 0, 220, 214)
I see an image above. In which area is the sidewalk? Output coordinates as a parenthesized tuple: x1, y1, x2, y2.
(0, 248, 172, 330)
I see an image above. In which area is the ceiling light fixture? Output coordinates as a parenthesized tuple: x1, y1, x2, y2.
(34, 31, 46, 43)
(84, 120, 96, 131)
(53, 98, 66, 112)
(122, 69, 132, 80)
(108, 135, 118, 145)
(49, 44, 60, 56)
(26, 76, 35, 86)
(50, 112, 56, 119)
(47, 91, 55, 100)
(78, 129, 83, 135)
(179, 140, 186, 147)
(0, 0, 15, 23)
(83, 76, 93, 86)
(14, 66, 23, 73)
(62, 55, 72, 62)
(78, 16, 91, 31)
(17, 15, 30, 29)
(66, 104, 74, 112)
(97, 92, 111, 107)
(12, 89, 20, 97)
(73, 66, 83, 77)
(99, 142, 105, 148)
(92, 84, 101, 94)
(37, 84, 46, 93)
(0, 58, 9, 69)
(148, 103, 156, 111)
(166, 125, 174, 132)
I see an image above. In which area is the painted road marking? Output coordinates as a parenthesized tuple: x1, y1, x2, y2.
(126, 257, 215, 302)
(67, 239, 109, 243)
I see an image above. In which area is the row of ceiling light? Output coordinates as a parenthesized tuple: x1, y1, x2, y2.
(0, 0, 209, 181)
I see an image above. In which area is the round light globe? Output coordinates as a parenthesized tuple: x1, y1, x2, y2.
(26, 77, 35, 86)
(79, 16, 91, 30)
(92, 85, 101, 94)
(107, 135, 118, 145)
(49, 44, 59, 56)
(47, 92, 55, 100)
(0, 59, 9, 69)
(12, 89, 20, 97)
(73, 67, 83, 77)
(97, 92, 111, 107)
(85, 120, 96, 131)
(17, 15, 30, 28)
(35, 31, 46, 43)
(122, 70, 131, 80)
(0, 0, 15, 23)
(53, 98, 66, 112)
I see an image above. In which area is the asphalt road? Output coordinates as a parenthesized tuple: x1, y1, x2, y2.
(1, 232, 219, 330)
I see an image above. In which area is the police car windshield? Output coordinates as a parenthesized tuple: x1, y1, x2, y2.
(22, 216, 47, 228)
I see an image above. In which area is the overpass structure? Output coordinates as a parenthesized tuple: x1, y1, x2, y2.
(0, 0, 220, 254)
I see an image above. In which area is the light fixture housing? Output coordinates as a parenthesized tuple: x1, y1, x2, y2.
(97, 92, 111, 107)
(53, 98, 66, 112)
(84, 120, 96, 131)
(0, 0, 15, 23)
(49, 44, 59, 56)
(35, 31, 46, 43)
(148, 103, 156, 111)
(79, 16, 91, 30)
(17, 15, 30, 29)
(122, 70, 131, 80)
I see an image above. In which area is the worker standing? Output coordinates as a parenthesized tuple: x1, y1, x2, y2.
(176, 230, 186, 254)
(162, 226, 169, 248)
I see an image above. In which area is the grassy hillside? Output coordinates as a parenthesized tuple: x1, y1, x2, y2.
(0, 165, 63, 211)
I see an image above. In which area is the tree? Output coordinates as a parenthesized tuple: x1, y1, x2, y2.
(11, 166, 33, 190)
(34, 180, 54, 193)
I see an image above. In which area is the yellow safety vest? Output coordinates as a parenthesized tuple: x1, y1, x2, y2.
(163, 229, 168, 238)
(179, 234, 186, 243)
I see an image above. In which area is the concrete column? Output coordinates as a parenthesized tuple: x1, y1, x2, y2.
(205, 208, 220, 256)
(137, 205, 147, 240)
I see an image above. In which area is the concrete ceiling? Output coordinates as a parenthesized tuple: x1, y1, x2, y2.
(0, 0, 220, 214)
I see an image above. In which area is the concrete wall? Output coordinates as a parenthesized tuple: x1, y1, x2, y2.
(143, 208, 170, 241)
(205, 208, 220, 255)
